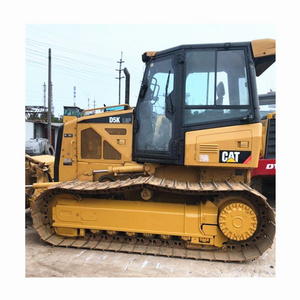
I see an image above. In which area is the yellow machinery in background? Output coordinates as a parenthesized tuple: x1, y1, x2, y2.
(26, 39, 275, 262)
(62, 106, 83, 123)
(251, 92, 276, 200)
(25, 154, 54, 208)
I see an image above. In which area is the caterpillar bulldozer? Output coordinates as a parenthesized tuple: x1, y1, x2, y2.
(26, 38, 276, 262)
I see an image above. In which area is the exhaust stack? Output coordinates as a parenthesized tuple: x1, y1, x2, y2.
(123, 67, 130, 106)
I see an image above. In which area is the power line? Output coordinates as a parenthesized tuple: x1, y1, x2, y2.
(26, 26, 123, 58)
(26, 47, 115, 74)
(25, 34, 143, 113)
(26, 38, 116, 63)
(26, 38, 143, 84)
(26, 46, 121, 83)
(26, 58, 116, 86)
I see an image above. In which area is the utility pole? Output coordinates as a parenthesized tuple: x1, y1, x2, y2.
(93, 99, 96, 108)
(43, 82, 46, 107)
(47, 48, 52, 146)
(88, 98, 90, 109)
(116, 51, 124, 105)
(43, 82, 47, 120)
(51, 82, 54, 114)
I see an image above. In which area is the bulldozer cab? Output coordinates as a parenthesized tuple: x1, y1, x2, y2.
(63, 106, 83, 123)
(133, 40, 275, 165)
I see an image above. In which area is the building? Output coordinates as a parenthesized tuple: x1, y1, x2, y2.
(25, 120, 61, 149)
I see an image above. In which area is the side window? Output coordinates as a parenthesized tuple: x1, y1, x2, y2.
(217, 50, 249, 106)
(185, 51, 215, 106)
(186, 72, 215, 105)
(184, 49, 251, 125)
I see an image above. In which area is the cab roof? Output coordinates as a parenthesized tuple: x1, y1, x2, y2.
(142, 39, 275, 76)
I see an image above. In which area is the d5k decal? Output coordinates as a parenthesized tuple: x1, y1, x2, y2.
(219, 150, 252, 164)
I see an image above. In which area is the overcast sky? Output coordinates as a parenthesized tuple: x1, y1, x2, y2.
(26, 24, 276, 117)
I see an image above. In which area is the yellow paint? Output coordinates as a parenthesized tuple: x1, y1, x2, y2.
(58, 109, 134, 182)
(185, 123, 262, 168)
(251, 39, 275, 58)
(218, 202, 258, 241)
(260, 113, 276, 157)
(50, 193, 228, 247)
(63, 115, 77, 123)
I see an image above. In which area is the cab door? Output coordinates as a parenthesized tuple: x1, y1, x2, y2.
(133, 52, 184, 165)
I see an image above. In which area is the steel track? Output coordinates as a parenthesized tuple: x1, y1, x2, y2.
(31, 176, 276, 262)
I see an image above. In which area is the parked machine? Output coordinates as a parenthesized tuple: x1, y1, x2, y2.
(25, 154, 54, 208)
(26, 39, 275, 262)
(63, 106, 84, 123)
(25, 138, 54, 156)
(251, 92, 276, 201)
(25, 138, 54, 207)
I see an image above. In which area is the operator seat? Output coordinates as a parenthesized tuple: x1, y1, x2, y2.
(216, 82, 225, 105)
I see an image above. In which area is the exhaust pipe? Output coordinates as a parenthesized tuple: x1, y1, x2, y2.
(123, 67, 130, 107)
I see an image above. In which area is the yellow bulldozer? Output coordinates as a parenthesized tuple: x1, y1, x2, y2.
(25, 39, 275, 262)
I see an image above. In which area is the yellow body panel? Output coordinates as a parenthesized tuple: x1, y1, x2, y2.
(58, 118, 78, 181)
(63, 115, 77, 123)
(184, 123, 262, 168)
(25, 154, 55, 186)
(260, 113, 276, 158)
(144, 51, 157, 58)
(31, 154, 55, 179)
(251, 39, 275, 58)
(58, 109, 134, 182)
(260, 119, 268, 157)
(77, 123, 132, 162)
(59, 117, 261, 183)
(51, 194, 227, 247)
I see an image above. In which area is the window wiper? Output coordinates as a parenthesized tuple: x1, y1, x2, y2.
(165, 70, 170, 97)
(165, 70, 175, 115)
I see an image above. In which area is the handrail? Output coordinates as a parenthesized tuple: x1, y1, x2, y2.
(70, 140, 75, 162)
(82, 104, 130, 116)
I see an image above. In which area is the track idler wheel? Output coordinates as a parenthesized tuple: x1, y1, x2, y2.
(218, 201, 258, 241)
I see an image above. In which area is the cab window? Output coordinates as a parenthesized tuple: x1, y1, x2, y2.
(184, 49, 251, 125)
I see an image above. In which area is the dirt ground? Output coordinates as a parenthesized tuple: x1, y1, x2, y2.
(25, 204, 276, 278)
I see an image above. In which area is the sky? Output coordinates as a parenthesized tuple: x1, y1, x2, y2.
(26, 24, 276, 117)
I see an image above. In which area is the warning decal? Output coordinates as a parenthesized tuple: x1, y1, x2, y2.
(219, 151, 251, 164)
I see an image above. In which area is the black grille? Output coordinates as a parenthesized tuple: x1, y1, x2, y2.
(265, 118, 276, 159)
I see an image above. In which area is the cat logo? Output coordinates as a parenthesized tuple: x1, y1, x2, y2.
(219, 150, 252, 164)
(221, 151, 240, 163)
